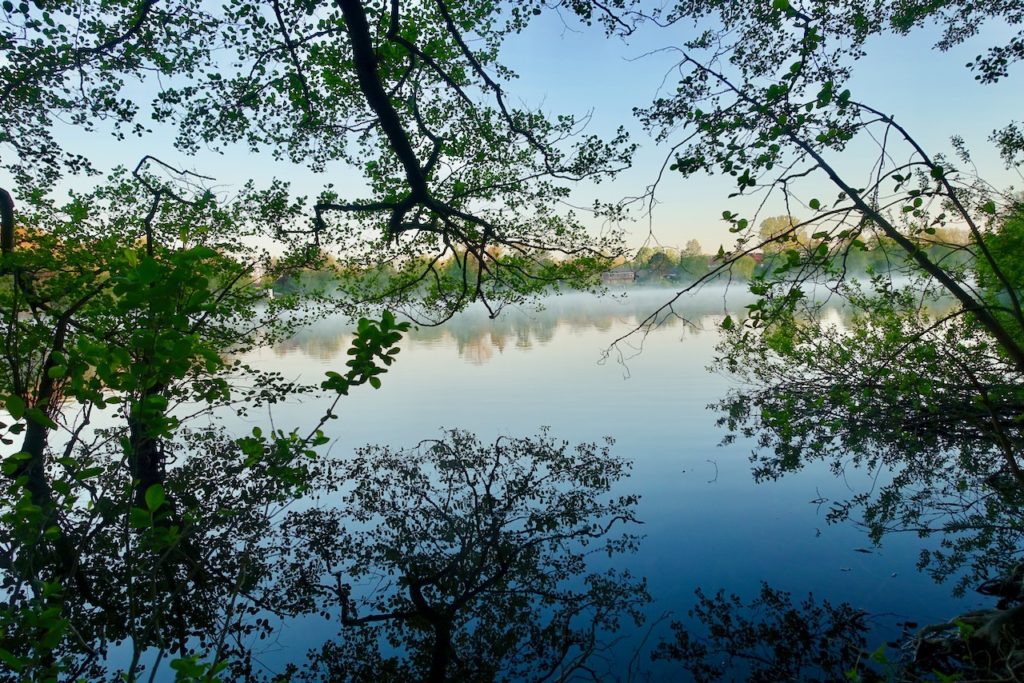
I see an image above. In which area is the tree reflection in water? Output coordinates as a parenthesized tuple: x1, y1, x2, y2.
(288, 429, 649, 682)
(0, 425, 649, 681)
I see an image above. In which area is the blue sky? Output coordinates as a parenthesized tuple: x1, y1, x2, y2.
(498, 9, 1024, 251)
(8, 6, 1022, 254)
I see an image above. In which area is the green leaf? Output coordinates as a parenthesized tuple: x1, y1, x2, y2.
(25, 407, 57, 429)
(74, 467, 104, 481)
(135, 257, 163, 284)
(145, 484, 166, 512)
(0, 648, 23, 671)
(4, 395, 25, 420)
(808, 198, 820, 210)
(981, 200, 996, 215)
(130, 507, 152, 529)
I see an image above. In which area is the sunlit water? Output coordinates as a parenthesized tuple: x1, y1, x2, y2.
(221, 286, 981, 677)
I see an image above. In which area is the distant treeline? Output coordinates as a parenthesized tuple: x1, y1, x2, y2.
(613, 221, 972, 284)
(263, 219, 974, 294)
(262, 248, 598, 296)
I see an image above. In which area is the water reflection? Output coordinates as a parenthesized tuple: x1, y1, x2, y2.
(11, 282, 999, 680)
(233, 285, 986, 678)
(273, 287, 752, 364)
(292, 430, 648, 682)
(273, 285, 961, 366)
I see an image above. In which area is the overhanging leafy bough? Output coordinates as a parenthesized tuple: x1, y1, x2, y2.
(2, 1, 635, 326)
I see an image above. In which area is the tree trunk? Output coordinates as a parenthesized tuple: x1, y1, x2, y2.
(128, 382, 167, 509)
(427, 619, 453, 683)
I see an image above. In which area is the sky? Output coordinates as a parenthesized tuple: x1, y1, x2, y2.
(497, 9, 1024, 250)
(8, 4, 1023, 255)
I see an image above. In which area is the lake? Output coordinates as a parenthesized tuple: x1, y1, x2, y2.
(224, 286, 982, 678)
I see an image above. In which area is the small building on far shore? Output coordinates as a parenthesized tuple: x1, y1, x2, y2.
(601, 269, 636, 284)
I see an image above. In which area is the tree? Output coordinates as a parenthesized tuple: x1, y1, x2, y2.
(728, 254, 757, 281)
(652, 583, 874, 683)
(0, 0, 215, 189)
(626, 0, 1024, 365)
(757, 216, 805, 254)
(644, 0, 1024, 573)
(715, 274, 1024, 593)
(593, 0, 1024, 550)
(0, 166, 416, 679)
(977, 204, 1024, 305)
(0, 2, 638, 677)
(287, 430, 648, 683)
(633, 245, 658, 269)
(676, 239, 709, 281)
(579, 1, 1024, 675)
(2, 1, 631, 323)
(647, 249, 675, 275)
(3, 0, 1022, 678)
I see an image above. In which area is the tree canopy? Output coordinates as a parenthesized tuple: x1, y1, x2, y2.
(2, 0, 634, 323)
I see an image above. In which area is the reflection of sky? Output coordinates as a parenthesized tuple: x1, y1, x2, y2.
(236, 288, 984, 677)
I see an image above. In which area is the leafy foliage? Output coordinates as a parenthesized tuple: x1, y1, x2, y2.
(714, 208, 1024, 593)
(3, 0, 1024, 679)
(0, 0, 644, 677)
(0, 166, 416, 678)
(0, 0, 216, 186)
(653, 582, 873, 683)
(2, 0, 632, 323)
(578, 0, 1024, 604)
(288, 429, 648, 682)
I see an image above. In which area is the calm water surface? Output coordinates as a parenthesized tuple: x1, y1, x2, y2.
(231, 286, 981, 675)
